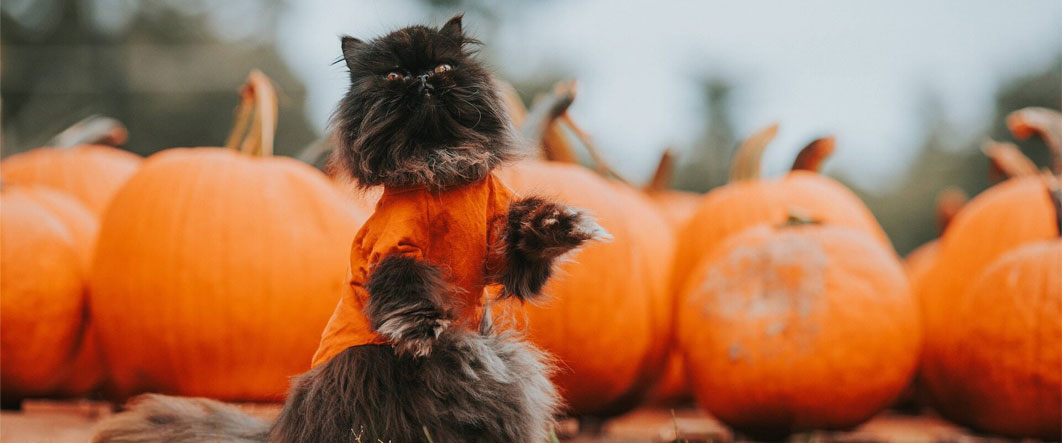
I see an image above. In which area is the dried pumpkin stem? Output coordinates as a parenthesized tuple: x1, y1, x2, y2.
(790, 136, 835, 173)
(1044, 173, 1062, 237)
(934, 187, 968, 234)
(646, 148, 677, 191)
(728, 123, 779, 183)
(47, 115, 128, 148)
(983, 140, 1039, 179)
(224, 69, 278, 157)
(560, 114, 628, 183)
(520, 81, 576, 160)
(1007, 107, 1062, 175)
(497, 80, 528, 129)
(781, 210, 822, 227)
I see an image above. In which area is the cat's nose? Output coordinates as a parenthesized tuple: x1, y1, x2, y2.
(417, 75, 434, 95)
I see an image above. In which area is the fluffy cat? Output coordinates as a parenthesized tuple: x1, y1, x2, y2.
(94, 14, 607, 443)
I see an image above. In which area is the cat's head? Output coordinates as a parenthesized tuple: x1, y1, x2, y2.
(330, 14, 516, 190)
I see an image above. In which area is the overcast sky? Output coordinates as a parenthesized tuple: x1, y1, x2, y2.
(275, 0, 1061, 190)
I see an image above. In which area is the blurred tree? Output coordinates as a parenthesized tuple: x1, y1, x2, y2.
(845, 57, 1061, 255)
(1, 0, 316, 158)
(674, 78, 736, 193)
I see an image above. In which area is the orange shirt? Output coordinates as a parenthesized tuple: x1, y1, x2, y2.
(312, 173, 515, 367)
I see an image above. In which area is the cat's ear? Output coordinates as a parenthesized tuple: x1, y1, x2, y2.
(340, 36, 366, 71)
(440, 14, 463, 39)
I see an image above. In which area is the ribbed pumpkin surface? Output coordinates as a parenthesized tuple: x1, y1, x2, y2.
(90, 148, 368, 401)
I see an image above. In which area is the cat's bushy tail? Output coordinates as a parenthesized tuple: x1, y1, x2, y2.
(92, 394, 270, 443)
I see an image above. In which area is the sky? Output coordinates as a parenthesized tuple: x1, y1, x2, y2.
(274, 0, 1061, 190)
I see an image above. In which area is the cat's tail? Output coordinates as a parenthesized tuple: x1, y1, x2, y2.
(92, 393, 271, 443)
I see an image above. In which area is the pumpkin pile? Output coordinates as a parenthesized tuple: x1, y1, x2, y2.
(1, 116, 141, 404)
(2, 65, 1060, 442)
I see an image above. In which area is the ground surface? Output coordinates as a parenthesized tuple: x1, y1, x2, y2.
(0, 400, 1013, 442)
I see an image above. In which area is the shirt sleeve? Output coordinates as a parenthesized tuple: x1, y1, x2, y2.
(485, 175, 517, 279)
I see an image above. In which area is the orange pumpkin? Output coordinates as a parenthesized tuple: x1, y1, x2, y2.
(1, 141, 141, 216)
(672, 125, 890, 296)
(494, 85, 674, 416)
(932, 238, 1061, 439)
(919, 109, 1061, 437)
(1, 186, 98, 400)
(89, 71, 369, 401)
(678, 219, 920, 436)
(495, 160, 674, 416)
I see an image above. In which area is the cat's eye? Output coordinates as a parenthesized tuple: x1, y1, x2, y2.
(433, 63, 453, 74)
(385, 71, 404, 81)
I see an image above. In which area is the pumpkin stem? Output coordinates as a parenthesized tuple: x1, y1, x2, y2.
(521, 80, 629, 183)
(497, 80, 528, 129)
(520, 81, 576, 162)
(646, 148, 677, 191)
(934, 187, 967, 234)
(728, 123, 779, 183)
(1007, 107, 1062, 176)
(560, 114, 629, 183)
(983, 140, 1039, 180)
(224, 70, 277, 157)
(48, 115, 128, 148)
(295, 137, 333, 168)
(790, 136, 835, 173)
(1043, 173, 1062, 237)
(781, 209, 823, 227)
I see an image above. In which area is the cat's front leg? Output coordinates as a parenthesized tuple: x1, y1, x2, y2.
(365, 255, 453, 357)
(497, 197, 610, 301)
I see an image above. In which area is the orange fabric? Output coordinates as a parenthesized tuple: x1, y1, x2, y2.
(312, 173, 515, 367)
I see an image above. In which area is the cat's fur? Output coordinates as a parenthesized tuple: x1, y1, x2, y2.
(94, 14, 603, 443)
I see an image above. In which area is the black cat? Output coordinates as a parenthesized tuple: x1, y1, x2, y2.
(94, 15, 607, 443)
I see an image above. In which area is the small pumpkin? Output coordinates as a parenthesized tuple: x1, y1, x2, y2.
(0, 186, 98, 400)
(89, 71, 369, 401)
(678, 217, 920, 436)
(1, 116, 141, 216)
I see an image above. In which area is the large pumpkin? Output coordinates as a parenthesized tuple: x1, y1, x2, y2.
(672, 126, 890, 295)
(1, 140, 141, 216)
(496, 160, 674, 416)
(932, 239, 1061, 439)
(678, 219, 920, 436)
(89, 71, 369, 401)
(1, 186, 98, 400)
